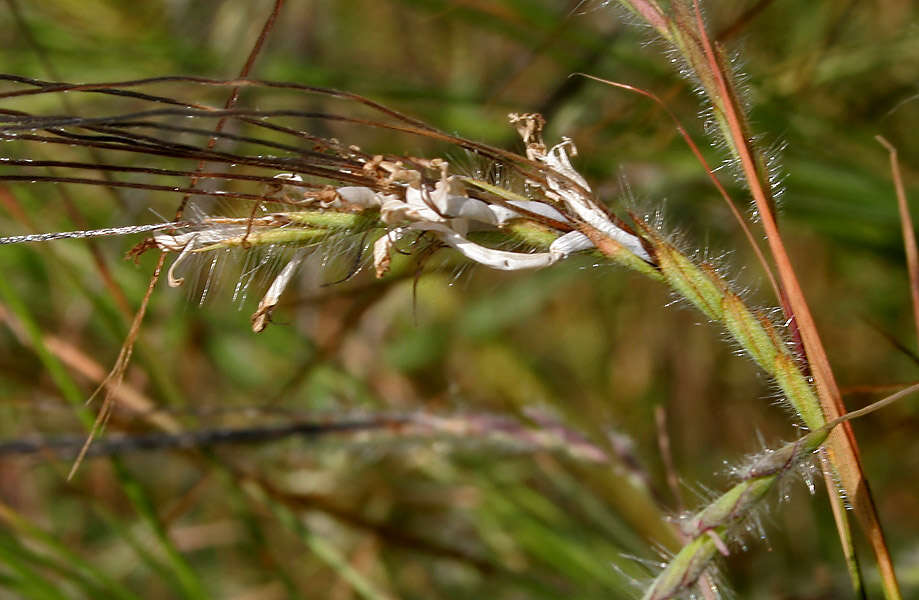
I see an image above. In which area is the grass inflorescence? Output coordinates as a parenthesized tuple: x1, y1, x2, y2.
(0, 1, 916, 599)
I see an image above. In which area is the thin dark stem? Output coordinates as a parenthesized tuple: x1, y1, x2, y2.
(5, 417, 408, 458)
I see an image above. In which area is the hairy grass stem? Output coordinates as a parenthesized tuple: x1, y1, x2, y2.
(0, 2, 914, 597)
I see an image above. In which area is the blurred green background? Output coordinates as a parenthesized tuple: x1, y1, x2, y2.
(0, 1, 917, 598)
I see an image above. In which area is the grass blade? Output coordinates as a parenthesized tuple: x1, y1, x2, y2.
(876, 136, 919, 345)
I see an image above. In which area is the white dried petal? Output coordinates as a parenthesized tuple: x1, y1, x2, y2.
(166, 234, 199, 288)
(548, 231, 594, 256)
(251, 247, 308, 332)
(380, 188, 439, 225)
(438, 195, 499, 226)
(407, 222, 563, 271)
(372, 227, 404, 278)
(541, 142, 652, 263)
(544, 139, 591, 191)
(273, 173, 303, 183)
(485, 202, 571, 226)
(153, 231, 197, 252)
(578, 214, 650, 262)
(433, 174, 467, 198)
(487, 205, 520, 224)
(336, 186, 382, 209)
(153, 227, 246, 252)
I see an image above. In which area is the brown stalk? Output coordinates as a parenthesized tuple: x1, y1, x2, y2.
(69, 1, 287, 478)
(176, 0, 286, 218)
(842, 381, 919, 396)
(876, 136, 919, 345)
(0, 74, 569, 196)
(689, 1, 899, 595)
(68, 252, 167, 480)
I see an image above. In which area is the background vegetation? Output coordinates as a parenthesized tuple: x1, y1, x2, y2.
(0, 1, 917, 598)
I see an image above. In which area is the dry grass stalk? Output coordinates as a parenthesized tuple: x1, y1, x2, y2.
(877, 135, 919, 345)
(0, 2, 909, 596)
(0, 78, 879, 596)
(614, 0, 901, 596)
